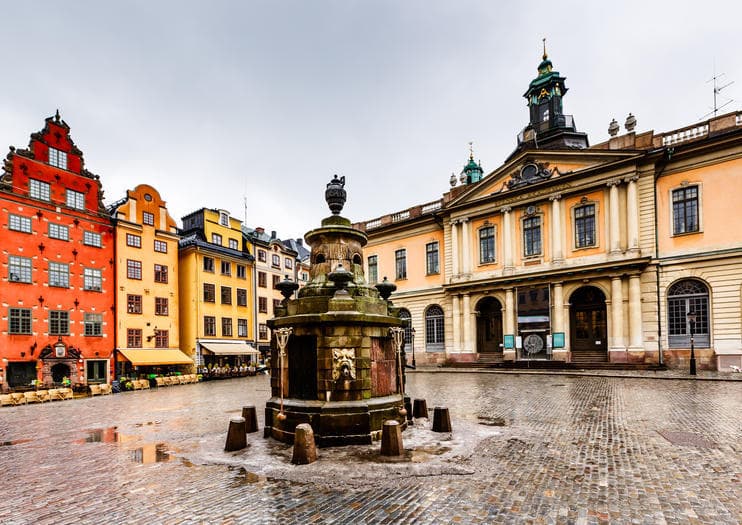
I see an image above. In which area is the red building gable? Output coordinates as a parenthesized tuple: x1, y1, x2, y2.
(0, 113, 114, 391)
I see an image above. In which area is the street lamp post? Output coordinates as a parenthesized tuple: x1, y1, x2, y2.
(411, 327, 416, 368)
(687, 310, 697, 376)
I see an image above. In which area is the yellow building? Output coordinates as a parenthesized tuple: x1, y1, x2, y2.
(357, 51, 742, 371)
(110, 184, 190, 376)
(179, 208, 256, 368)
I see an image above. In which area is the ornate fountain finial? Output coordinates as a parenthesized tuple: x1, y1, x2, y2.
(468, 141, 474, 161)
(325, 175, 347, 215)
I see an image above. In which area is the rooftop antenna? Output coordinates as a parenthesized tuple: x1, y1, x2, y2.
(700, 65, 734, 120)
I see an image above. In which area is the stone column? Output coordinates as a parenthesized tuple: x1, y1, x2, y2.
(626, 176, 639, 252)
(608, 180, 621, 254)
(450, 220, 459, 277)
(501, 206, 513, 272)
(461, 219, 470, 275)
(628, 274, 643, 351)
(504, 288, 516, 361)
(452, 294, 461, 353)
(462, 293, 472, 353)
(550, 194, 563, 263)
(610, 276, 625, 355)
(552, 282, 567, 362)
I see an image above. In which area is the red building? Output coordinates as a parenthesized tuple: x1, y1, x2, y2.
(0, 112, 114, 391)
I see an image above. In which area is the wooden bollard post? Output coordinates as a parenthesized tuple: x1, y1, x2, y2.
(242, 405, 259, 434)
(292, 423, 317, 465)
(412, 398, 428, 419)
(224, 417, 247, 451)
(380, 420, 404, 456)
(432, 406, 452, 432)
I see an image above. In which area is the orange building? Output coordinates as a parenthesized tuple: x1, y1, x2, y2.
(357, 52, 742, 371)
(0, 112, 114, 391)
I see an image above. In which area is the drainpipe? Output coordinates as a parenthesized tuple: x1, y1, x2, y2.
(111, 216, 118, 383)
(653, 147, 673, 366)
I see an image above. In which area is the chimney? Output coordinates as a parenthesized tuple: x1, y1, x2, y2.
(271, 230, 277, 239)
(296, 238, 303, 246)
(255, 227, 264, 234)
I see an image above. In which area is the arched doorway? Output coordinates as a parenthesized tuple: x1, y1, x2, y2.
(569, 286, 607, 363)
(476, 297, 503, 356)
(51, 363, 71, 384)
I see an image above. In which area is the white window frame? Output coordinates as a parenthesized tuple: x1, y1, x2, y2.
(29, 179, 51, 201)
(83, 268, 102, 291)
(48, 147, 68, 169)
(65, 189, 85, 210)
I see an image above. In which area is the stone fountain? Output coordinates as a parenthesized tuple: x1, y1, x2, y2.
(265, 175, 407, 446)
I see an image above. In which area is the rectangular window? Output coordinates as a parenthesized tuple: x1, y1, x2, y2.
(49, 262, 69, 288)
(395, 249, 407, 280)
(285, 258, 293, 269)
(84, 268, 102, 291)
(219, 212, 229, 226)
(203, 257, 214, 272)
(204, 316, 216, 336)
(9, 308, 32, 334)
(523, 216, 542, 257)
(154, 240, 168, 253)
(258, 250, 266, 262)
(126, 233, 142, 248)
(221, 261, 231, 276)
(83, 231, 102, 247)
(426, 242, 440, 274)
(127, 328, 142, 348)
(237, 265, 246, 279)
(48, 222, 69, 240)
(49, 310, 69, 335)
(236, 288, 247, 306)
(258, 271, 267, 288)
(29, 179, 51, 201)
(155, 329, 169, 348)
(48, 147, 67, 169)
(272, 275, 280, 289)
(9, 256, 32, 283)
(367, 255, 378, 284)
(479, 227, 495, 263)
(258, 297, 268, 313)
(271, 254, 280, 268)
(9, 214, 32, 233)
(259, 324, 268, 340)
(154, 264, 168, 283)
(65, 189, 85, 210)
(212, 233, 222, 245)
(221, 286, 232, 304)
(127, 294, 142, 314)
(203, 283, 215, 302)
(672, 186, 699, 234)
(142, 211, 154, 226)
(272, 299, 281, 315)
(229, 238, 239, 250)
(155, 297, 168, 316)
(84, 313, 102, 336)
(127, 260, 142, 280)
(574, 204, 596, 248)
(238, 318, 248, 337)
(221, 317, 233, 337)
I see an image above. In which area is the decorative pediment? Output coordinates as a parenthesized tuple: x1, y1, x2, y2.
(507, 162, 554, 190)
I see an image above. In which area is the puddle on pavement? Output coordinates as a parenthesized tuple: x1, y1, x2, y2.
(230, 466, 268, 485)
(349, 444, 452, 464)
(0, 438, 34, 447)
(78, 427, 174, 464)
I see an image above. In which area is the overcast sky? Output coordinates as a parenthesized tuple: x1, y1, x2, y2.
(1, 1, 739, 241)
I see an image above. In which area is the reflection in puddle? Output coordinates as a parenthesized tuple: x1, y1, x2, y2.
(130, 443, 171, 464)
(231, 466, 267, 485)
(79, 427, 172, 464)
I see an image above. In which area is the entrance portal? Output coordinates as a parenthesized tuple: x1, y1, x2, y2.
(51, 363, 71, 384)
(476, 297, 503, 359)
(569, 286, 608, 363)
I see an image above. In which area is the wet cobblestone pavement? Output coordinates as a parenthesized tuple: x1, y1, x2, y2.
(0, 373, 739, 524)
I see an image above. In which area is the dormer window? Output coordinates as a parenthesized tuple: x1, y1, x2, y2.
(48, 147, 67, 170)
(219, 212, 229, 227)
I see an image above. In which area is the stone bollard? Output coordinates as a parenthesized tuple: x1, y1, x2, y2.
(380, 420, 404, 456)
(224, 417, 247, 452)
(241, 405, 259, 434)
(432, 406, 452, 433)
(291, 423, 318, 465)
(404, 396, 414, 425)
(412, 398, 428, 419)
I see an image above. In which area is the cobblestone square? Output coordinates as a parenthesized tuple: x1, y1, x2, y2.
(0, 372, 739, 524)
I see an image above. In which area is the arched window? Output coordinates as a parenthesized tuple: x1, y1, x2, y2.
(398, 308, 413, 345)
(667, 279, 709, 348)
(425, 305, 444, 351)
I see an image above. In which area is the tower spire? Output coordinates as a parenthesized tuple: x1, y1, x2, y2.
(542, 37, 547, 60)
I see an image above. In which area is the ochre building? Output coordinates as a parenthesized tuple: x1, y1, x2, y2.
(356, 53, 742, 371)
